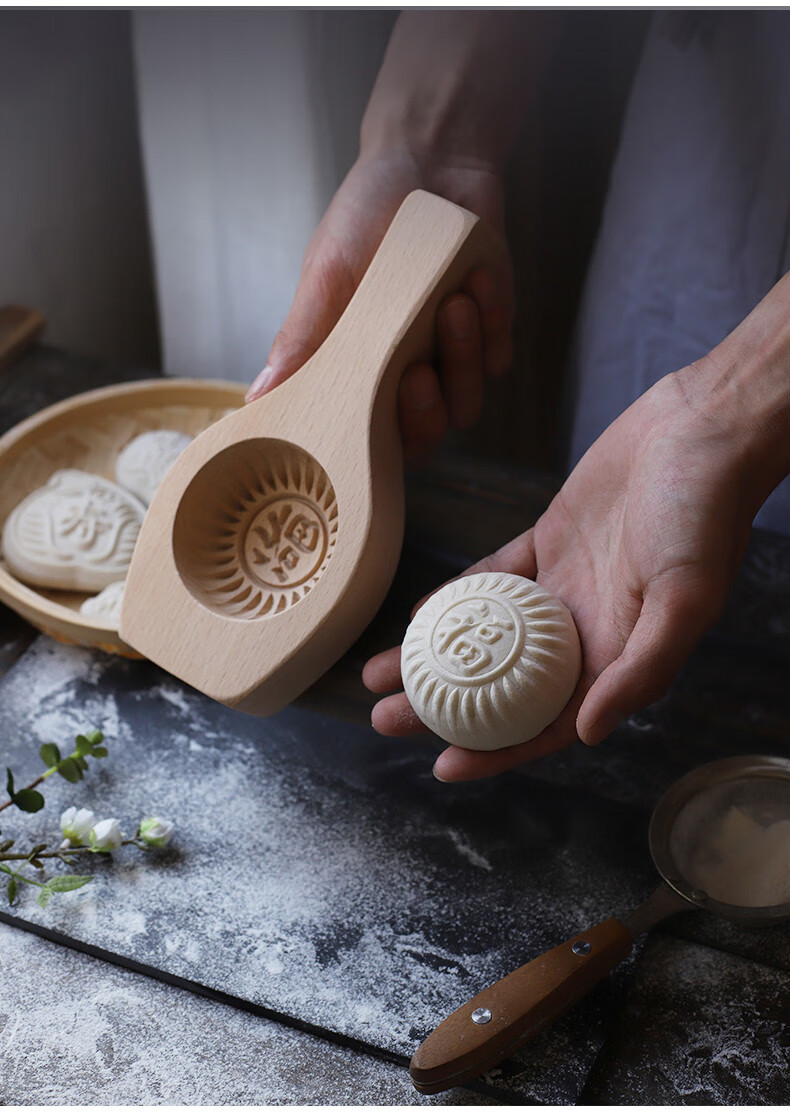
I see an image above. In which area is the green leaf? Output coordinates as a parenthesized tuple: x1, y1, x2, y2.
(74, 734, 92, 757)
(29, 843, 47, 856)
(7, 876, 17, 904)
(56, 757, 82, 783)
(91, 747, 108, 759)
(85, 730, 104, 746)
(5, 768, 15, 797)
(0, 839, 14, 852)
(45, 874, 92, 893)
(0, 864, 11, 875)
(39, 742, 61, 767)
(30, 858, 43, 869)
(13, 789, 45, 813)
(75, 756, 89, 771)
(36, 887, 51, 909)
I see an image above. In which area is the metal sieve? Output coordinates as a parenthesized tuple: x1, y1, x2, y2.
(411, 755, 790, 1095)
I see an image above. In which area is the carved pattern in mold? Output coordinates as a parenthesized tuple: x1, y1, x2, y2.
(176, 443, 339, 620)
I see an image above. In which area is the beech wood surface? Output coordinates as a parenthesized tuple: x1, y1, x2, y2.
(0, 378, 246, 654)
(120, 191, 502, 715)
(410, 917, 634, 1094)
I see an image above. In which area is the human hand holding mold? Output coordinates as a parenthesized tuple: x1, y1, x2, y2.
(243, 12, 559, 463)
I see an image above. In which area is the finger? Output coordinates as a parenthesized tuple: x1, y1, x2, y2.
(436, 294, 484, 431)
(432, 660, 592, 781)
(577, 582, 720, 746)
(433, 731, 570, 782)
(246, 249, 357, 402)
(463, 266, 514, 379)
(398, 363, 448, 467)
(372, 666, 589, 776)
(371, 693, 427, 736)
(362, 646, 402, 694)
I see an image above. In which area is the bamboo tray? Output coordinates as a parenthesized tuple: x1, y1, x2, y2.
(0, 378, 247, 656)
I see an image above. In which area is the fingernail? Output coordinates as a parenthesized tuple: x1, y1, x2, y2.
(444, 297, 475, 341)
(406, 366, 439, 412)
(245, 364, 273, 403)
(584, 710, 623, 746)
(432, 762, 448, 783)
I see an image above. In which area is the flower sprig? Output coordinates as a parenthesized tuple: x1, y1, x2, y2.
(0, 728, 174, 909)
(1, 810, 174, 908)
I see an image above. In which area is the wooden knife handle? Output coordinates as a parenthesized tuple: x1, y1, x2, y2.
(410, 917, 634, 1095)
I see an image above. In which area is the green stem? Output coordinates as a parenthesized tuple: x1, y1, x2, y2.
(0, 838, 143, 862)
(0, 762, 64, 814)
(0, 862, 46, 889)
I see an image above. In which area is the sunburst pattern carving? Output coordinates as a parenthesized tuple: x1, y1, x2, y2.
(401, 572, 581, 751)
(174, 440, 338, 620)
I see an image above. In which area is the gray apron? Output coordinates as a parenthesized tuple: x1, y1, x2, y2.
(568, 12, 790, 534)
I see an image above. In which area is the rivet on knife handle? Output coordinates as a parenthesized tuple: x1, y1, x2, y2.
(409, 916, 633, 1095)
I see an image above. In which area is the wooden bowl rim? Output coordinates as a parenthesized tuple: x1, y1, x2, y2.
(0, 376, 247, 651)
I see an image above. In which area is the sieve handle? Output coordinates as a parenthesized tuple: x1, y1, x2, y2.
(410, 916, 634, 1095)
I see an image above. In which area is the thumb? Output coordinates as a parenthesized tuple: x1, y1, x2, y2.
(245, 246, 358, 403)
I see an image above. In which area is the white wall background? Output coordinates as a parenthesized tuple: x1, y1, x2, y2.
(0, 9, 648, 475)
(0, 10, 159, 366)
(133, 9, 395, 381)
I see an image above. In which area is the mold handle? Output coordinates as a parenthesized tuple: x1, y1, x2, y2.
(299, 190, 504, 411)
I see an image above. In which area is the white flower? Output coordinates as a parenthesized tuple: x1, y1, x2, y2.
(139, 816, 174, 848)
(60, 807, 95, 846)
(89, 818, 123, 852)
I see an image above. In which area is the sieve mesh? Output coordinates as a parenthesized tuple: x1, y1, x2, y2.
(668, 775, 790, 908)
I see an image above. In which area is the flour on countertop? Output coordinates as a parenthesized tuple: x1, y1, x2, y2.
(0, 635, 654, 1103)
(446, 828, 493, 872)
(0, 923, 497, 1105)
(587, 934, 790, 1104)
